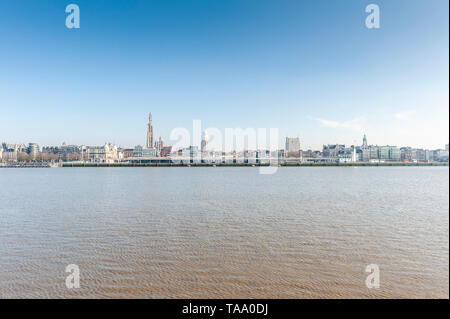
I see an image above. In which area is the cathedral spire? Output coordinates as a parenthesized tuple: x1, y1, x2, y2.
(147, 112, 154, 148)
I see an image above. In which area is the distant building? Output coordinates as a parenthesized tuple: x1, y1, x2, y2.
(322, 144, 345, 158)
(86, 143, 118, 163)
(160, 146, 172, 157)
(189, 146, 199, 159)
(1, 149, 18, 161)
(378, 146, 400, 161)
(27, 143, 39, 159)
(362, 134, 368, 149)
(361, 146, 379, 162)
(285, 137, 300, 153)
(351, 145, 358, 162)
(412, 148, 427, 162)
(433, 149, 449, 162)
(155, 136, 164, 154)
(133, 145, 157, 158)
(201, 131, 209, 152)
(121, 148, 134, 158)
(300, 149, 320, 160)
(389, 146, 401, 161)
(42, 143, 83, 160)
(146, 113, 154, 149)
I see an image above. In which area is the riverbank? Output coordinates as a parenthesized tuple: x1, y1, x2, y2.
(1, 162, 448, 168)
(60, 162, 448, 167)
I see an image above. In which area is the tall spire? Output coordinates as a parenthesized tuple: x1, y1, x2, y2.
(147, 112, 154, 148)
(201, 130, 209, 152)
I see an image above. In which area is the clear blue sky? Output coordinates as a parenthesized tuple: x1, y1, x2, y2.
(0, 0, 448, 149)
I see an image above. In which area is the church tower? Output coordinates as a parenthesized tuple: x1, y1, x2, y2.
(362, 134, 368, 149)
(147, 113, 154, 149)
(201, 130, 209, 152)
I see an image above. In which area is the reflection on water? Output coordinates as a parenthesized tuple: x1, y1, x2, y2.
(0, 167, 448, 298)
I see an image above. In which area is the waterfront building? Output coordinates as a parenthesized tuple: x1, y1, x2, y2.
(27, 143, 39, 159)
(433, 149, 449, 162)
(414, 149, 427, 162)
(1, 143, 21, 161)
(86, 143, 118, 163)
(1, 149, 18, 161)
(133, 145, 157, 158)
(42, 143, 84, 161)
(300, 149, 313, 159)
(400, 147, 428, 162)
(322, 144, 345, 158)
(3, 143, 26, 153)
(189, 146, 199, 159)
(338, 156, 353, 163)
(378, 146, 390, 161)
(285, 137, 300, 153)
(146, 113, 154, 149)
(361, 146, 379, 162)
(362, 134, 368, 149)
(400, 147, 412, 162)
(121, 148, 134, 158)
(160, 146, 172, 157)
(378, 146, 400, 161)
(389, 146, 401, 161)
(155, 136, 164, 154)
(351, 145, 358, 162)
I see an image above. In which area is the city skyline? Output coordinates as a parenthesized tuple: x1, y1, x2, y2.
(0, 0, 448, 149)
(2, 113, 448, 155)
(1, 112, 449, 152)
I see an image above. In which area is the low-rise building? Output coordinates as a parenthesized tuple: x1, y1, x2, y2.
(378, 146, 400, 161)
(322, 144, 345, 158)
(86, 143, 118, 163)
(121, 148, 134, 158)
(133, 145, 157, 158)
(160, 146, 172, 157)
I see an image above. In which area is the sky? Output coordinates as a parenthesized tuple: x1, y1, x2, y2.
(0, 0, 448, 150)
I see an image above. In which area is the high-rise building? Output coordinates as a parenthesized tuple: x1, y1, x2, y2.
(146, 113, 154, 149)
(201, 131, 209, 152)
(362, 134, 368, 148)
(285, 137, 300, 153)
(27, 143, 39, 159)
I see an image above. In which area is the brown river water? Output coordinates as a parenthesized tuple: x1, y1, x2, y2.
(0, 167, 448, 298)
